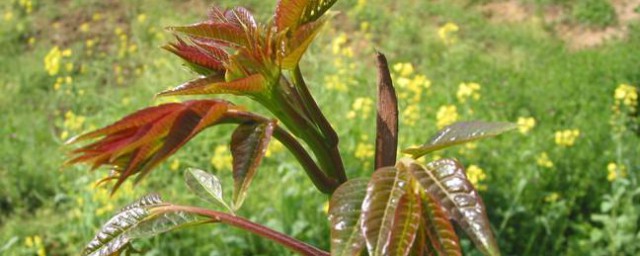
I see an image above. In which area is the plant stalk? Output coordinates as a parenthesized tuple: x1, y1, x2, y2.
(164, 205, 330, 256)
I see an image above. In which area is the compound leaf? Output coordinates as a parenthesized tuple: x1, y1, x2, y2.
(184, 168, 233, 213)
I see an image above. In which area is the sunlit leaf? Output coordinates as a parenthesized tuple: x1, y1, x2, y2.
(230, 121, 275, 210)
(168, 22, 249, 47)
(361, 167, 418, 256)
(156, 73, 267, 97)
(82, 194, 204, 256)
(67, 100, 237, 193)
(281, 16, 329, 69)
(184, 168, 233, 213)
(82, 194, 164, 256)
(328, 178, 368, 256)
(275, 0, 337, 31)
(403, 121, 516, 159)
(162, 37, 227, 75)
(406, 158, 500, 256)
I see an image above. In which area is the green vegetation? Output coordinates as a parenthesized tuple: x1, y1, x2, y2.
(572, 0, 617, 27)
(1, 0, 639, 255)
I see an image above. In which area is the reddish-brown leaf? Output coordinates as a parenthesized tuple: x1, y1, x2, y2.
(67, 100, 237, 193)
(230, 121, 275, 210)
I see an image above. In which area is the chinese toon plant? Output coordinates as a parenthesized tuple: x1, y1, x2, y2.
(67, 1, 515, 255)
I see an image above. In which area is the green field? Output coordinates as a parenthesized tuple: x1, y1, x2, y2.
(1, 0, 639, 255)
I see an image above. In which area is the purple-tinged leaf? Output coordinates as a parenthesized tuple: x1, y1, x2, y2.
(421, 191, 462, 256)
(361, 167, 415, 256)
(406, 158, 500, 256)
(230, 121, 275, 210)
(184, 168, 234, 213)
(328, 178, 368, 256)
(403, 121, 516, 159)
(386, 189, 422, 256)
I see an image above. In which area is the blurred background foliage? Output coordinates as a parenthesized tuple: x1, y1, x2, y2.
(1, 0, 639, 255)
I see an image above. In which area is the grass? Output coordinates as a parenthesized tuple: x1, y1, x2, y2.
(1, 0, 639, 255)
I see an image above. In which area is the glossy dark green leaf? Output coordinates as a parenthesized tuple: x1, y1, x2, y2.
(184, 168, 233, 213)
(406, 158, 500, 256)
(361, 167, 418, 256)
(403, 121, 516, 159)
(230, 121, 275, 210)
(328, 178, 368, 256)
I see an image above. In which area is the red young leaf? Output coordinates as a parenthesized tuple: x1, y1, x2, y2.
(420, 191, 462, 256)
(168, 22, 250, 47)
(230, 121, 275, 210)
(67, 100, 236, 193)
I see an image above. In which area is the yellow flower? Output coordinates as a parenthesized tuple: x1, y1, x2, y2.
(517, 117, 536, 135)
(393, 62, 414, 77)
(536, 152, 554, 168)
(331, 33, 348, 55)
(436, 105, 458, 129)
(355, 142, 374, 160)
(63, 111, 86, 131)
(137, 14, 147, 23)
(3, 11, 13, 22)
(265, 140, 284, 157)
(456, 82, 481, 103)
(92, 12, 103, 21)
(211, 145, 232, 171)
(438, 22, 459, 45)
(466, 165, 486, 191)
(402, 105, 419, 126)
(28, 37, 36, 46)
(44, 47, 62, 76)
(554, 129, 580, 147)
(323, 201, 330, 214)
(169, 159, 180, 171)
(80, 22, 90, 33)
(347, 97, 373, 119)
(545, 192, 559, 203)
(325, 75, 347, 92)
(607, 162, 627, 182)
(25, 236, 34, 247)
(614, 83, 638, 109)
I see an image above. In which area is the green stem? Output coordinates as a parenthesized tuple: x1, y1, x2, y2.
(290, 67, 346, 182)
(164, 205, 330, 256)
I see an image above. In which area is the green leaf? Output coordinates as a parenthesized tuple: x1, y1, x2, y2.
(82, 194, 164, 256)
(82, 194, 204, 256)
(230, 121, 275, 210)
(403, 121, 516, 159)
(406, 158, 500, 256)
(184, 168, 234, 213)
(328, 178, 368, 256)
(361, 167, 419, 256)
